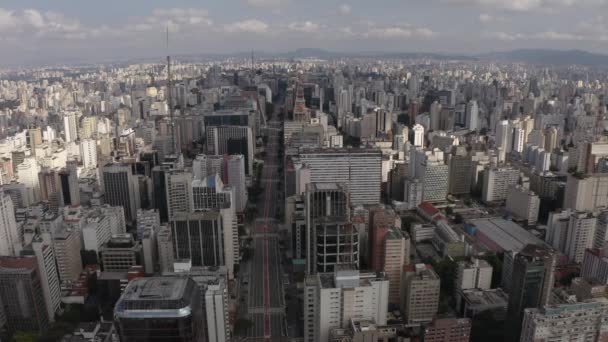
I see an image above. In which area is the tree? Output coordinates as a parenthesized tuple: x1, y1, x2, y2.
(13, 331, 39, 342)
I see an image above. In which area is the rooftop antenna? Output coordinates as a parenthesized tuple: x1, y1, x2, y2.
(251, 50, 255, 80)
(166, 24, 178, 154)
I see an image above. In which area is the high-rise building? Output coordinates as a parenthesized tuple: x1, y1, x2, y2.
(0, 256, 50, 333)
(506, 185, 540, 224)
(448, 146, 472, 195)
(80, 139, 98, 169)
(170, 211, 225, 268)
(59, 166, 80, 206)
(456, 258, 493, 292)
(63, 111, 78, 143)
(305, 183, 351, 274)
(423, 318, 472, 342)
(404, 177, 423, 209)
(17, 157, 40, 204)
(544, 126, 559, 152)
(53, 227, 83, 283)
(205, 126, 254, 176)
(413, 124, 425, 148)
(383, 228, 410, 305)
(368, 208, 399, 271)
(297, 148, 382, 206)
(466, 100, 479, 131)
(114, 277, 204, 342)
(165, 170, 193, 221)
(566, 211, 598, 263)
(0, 191, 21, 256)
(581, 247, 608, 284)
(29, 238, 61, 322)
(157, 225, 175, 273)
(223, 155, 247, 213)
(505, 244, 556, 342)
(482, 166, 520, 202)
(401, 264, 441, 326)
(496, 120, 511, 153)
(520, 298, 608, 342)
(102, 163, 140, 223)
(409, 148, 449, 202)
(563, 174, 608, 211)
(304, 270, 389, 342)
(99, 234, 142, 272)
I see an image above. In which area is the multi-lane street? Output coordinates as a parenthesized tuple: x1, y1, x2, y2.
(244, 120, 287, 341)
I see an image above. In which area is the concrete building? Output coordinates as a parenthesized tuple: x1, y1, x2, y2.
(297, 148, 382, 206)
(458, 288, 509, 318)
(401, 264, 441, 326)
(456, 258, 493, 292)
(482, 166, 520, 202)
(205, 125, 254, 176)
(303, 270, 389, 342)
(506, 186, 540, 224)
(413, 124, 425, 148)
(505, 245, 556, 342)
(383, 229, 410, 305)
(0, 191, 21, 256)
(102, 163, 140, 223)
(80, 139, 97, 169)
(223, 154, 247, 213)
(82, 210, 113, 252)
(520, 298, 608, 342)
(29, 238, 61, 322)
(99, 234, 142, 272)
(566, 211, 598, 263)
(0, 256, 50, 333)
(63, 111, 78, 143)
(329, 319, 403, 342)
(423, 318, 472, 342)
(448, 146, 472, 195)
(409, 148, 449, 202)
(170, 211, 225, 268)
(156, 225, 175, 273)
(53, 227, 83, 283)
(581, 247, 608, 284)
(563, 174, 608, 211)
(165, 170, 193, 221)
(404, 178, 423, 210)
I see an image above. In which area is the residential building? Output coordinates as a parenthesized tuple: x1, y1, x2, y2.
(506, 186, 540, 224)
(401, 264, 441, 326)
(102, 163, 140, 223)
(482, 166, 520, 202)
(99, 234, 142, 272)
(423, 318, 472, 342)
(456, 258, 493, 292)
(0, 191, 21, 256)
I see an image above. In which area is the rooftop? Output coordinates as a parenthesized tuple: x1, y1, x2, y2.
(469, 217, 546, 252)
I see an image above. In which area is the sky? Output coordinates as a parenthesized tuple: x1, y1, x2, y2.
(0, 0, 607, 66)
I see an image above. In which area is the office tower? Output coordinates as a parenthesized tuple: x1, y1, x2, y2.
(566, 211, 598, 263)
(0, 256, 50, 333)
(544, 126, 558, 152)
(63, 111, 78, 143)
(205, 126, 254, 176)
(596, 211, 608, 249)
(27, 126, 42, 150)
(423, 318, 472, 342)
(303, 270, 389, 342)
(17, 157, 40, 204)
(152, 166, 170, 222)
(413, 124, 425, 148)
(466, 100, 479, 131)
(192, 176, 239, 279)
(136, 209, 160, 240)
(224, 155, 247, 212)
(404, 177, 423, 209)
(100, 234, 142, 272)
(170, 211, 224, 268)
(581, 247, 608, 284)
(166, 170, 193, 221)
(482, 166, 520, 202)
(30, 238, 61, 322)
(368, 208, 399, 270)
(53, 227, 83, 283)
(80, 139, 98, 169)
(38, 168, 63, 212)
(294, 83, 310, 122)
(513, 128, 526, 153)
(456, 258, 493, 292)
(383, 228, 410, 305)
(140, 226, 157, 275)
(102, 163, 140, 223)
(409, 148, 449, 202)
(297, 148, 382, 206)
(506, 186, 540, 224)
(448, 146, 472, 195)
(80, 116, 98, 139)
(496, 120, 511, 152)
(564, 174, 608, 211)
(305, 183, 351, 274)
(430, 101, 442, 131)
(0, 191, 21, 256)
(520, 299, 608, 342)
(157, 225, 175, 273)
(83, 210, 113, 252)
(401, 264, 441, 326)
(505, 245, 556, 342)
(315, 217, 358, 273)
(59, 167, 80, 206)
(114, 277, 204, 342)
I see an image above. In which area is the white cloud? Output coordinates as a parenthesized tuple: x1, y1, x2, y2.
(288, 21, 321, 33)
(478, 13, 506, 23)
(338, 4, 352, 15)
(445, 0, 606, 11)
(224, 19, 269, 33)
(483, 30, 585, 41)
(245, 0, 290, 7)
(366, 26, 435, 39)
(0, 9, 18, 31)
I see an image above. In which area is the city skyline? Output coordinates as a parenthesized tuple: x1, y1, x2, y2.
(0, 0, 608, 66)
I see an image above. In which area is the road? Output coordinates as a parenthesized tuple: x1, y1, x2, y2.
(245, 120, 287, 341)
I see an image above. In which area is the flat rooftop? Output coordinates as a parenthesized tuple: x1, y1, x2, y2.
(121, 277, 189, 302)
(469, 217, 545, 252)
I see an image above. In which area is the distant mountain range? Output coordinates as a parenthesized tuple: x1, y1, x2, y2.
(190, 48, 608, 67)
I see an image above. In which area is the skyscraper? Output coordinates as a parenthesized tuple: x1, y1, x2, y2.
(165, 170, 193, 221)
(466, 100, 479, 131)
(63, 111, 78, 143)
(505, 244, 556, 342)
(413, 124, 425, 148)
(0, 191, 21, 256)
(114, 277, 204, 342)
(448, 146, 472, 195)
(170, 211, 225, 268)
(102, 163, 141, 223)
(409, 148, 449, 202)
(482, 166, 520, 202)
(80, 138, 98, 169)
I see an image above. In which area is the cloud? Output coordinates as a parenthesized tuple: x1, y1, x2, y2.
(483, 30, 585, 41)
(366, 26, 435, 39)
(444, 0, 606, 11)
(288, 21, 321, 33)
(479, 13, 505, 23)
(245, 0, 290, 7)
(338, 4, 352, 15)
(224, 19, 269, 33)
